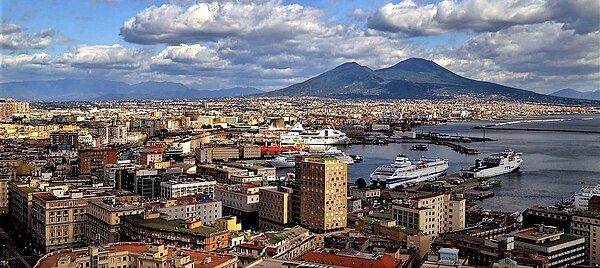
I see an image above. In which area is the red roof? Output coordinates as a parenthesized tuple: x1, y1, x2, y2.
(35, 242, 236, 268)
(300, 251, 402, 268)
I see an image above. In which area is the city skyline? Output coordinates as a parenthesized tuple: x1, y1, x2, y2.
(2, 0, 599, 93)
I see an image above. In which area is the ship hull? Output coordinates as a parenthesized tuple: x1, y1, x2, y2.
(370, 162, 449, 189)
(473, 161, 522, 179)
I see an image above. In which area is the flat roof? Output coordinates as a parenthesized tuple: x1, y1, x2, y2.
(121, 214, 223, 236)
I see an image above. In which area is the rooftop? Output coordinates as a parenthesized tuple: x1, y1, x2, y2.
(34, 242, 237, 268)
(299, 250, 402, 268)
(120, 214, 223, 236)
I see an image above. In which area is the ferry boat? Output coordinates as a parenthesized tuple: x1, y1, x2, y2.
(370, 155, 449, 189)
(459, 150, 523, 179)
(280, 124, 350, 145)
(266, 151, 309, 168)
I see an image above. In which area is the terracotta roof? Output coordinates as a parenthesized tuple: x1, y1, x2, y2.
(300, 251, 402, 268)
(34, 242, 236, 268)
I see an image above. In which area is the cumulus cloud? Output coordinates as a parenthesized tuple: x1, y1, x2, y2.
(120, 0, 326, 44)
(367, 0, 600, 36)
(60, 44, 149, 69)
(150, 44, 229, 74)
(0, 23, 68, 50)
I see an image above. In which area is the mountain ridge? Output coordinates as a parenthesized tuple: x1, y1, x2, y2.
(0, 79, 264, 101)
(266, 57, 598, 105)
(550, 88, 600, 100)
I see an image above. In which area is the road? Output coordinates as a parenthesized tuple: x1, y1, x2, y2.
(0, 225, 34, 268)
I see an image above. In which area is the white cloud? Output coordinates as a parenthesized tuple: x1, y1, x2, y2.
(120, 0, 327, 44)
(0, 23, 68, 50)
(367, 0, 600, 36)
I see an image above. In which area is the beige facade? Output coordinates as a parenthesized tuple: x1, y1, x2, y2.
(196, 147, 239, 163)
(85, 198, 144, 246)
(239, 144, 261, 159)
(0, 99, 29, 118)
(299, 156, 347, 233)
(258, 187, 292, 231)
(31, 191, 111, 253)
(392, 193, 465, 236)
(572, 214, 600, 265)
(8, 181, 42, 232)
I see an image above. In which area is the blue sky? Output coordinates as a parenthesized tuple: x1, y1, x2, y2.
(1, 0, 599, 93)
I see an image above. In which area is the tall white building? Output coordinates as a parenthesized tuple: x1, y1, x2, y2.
(574, 184, 600, 210)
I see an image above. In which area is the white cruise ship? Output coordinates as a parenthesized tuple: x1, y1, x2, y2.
(459, 150, 523, 179)
(280, 124, 350, 145)
(370, 155, 449, 188)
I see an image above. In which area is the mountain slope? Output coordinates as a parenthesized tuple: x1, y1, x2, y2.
(267, 58, 594, 104)
(264, 62, 385, 97)
(0, 79, 263, 101)
(550, 88, 600, 100)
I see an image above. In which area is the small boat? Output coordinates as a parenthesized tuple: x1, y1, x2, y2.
(349, 154, 363, 162)
(410, 144, 428, 151)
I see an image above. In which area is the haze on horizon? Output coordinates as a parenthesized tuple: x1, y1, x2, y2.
(1, 0, 599, 94)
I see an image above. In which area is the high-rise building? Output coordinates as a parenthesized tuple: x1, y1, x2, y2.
(298, 156, 347, 233)
(78, 148, 117, 178)
(392, 193, 465, 237)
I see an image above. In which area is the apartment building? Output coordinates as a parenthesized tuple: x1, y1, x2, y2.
(392, 193, 465, 236)
(298, 156, 348, 233)
(50, 131, 79, 150)
(572, 213, 600, 265)
(195, 147, 239, 163)
(34, 243, 239, 268)
(31, 189, 112, 253)
(9, 181, 42, 232)
(197, 164, 247, 184)
(78, 148, 117, 178)
(150, 195, 222, 224)
(139, 149, 163, 166)
(258, 187, 293, 231)
(120, 213, 229, 252)
(134, 170, 163, 199)
(0, 177, 8, 212)
(0, 98, 29, 118)
(513, 225, 585, 267)
(215, 184, 275, 230)
(160, 179, 216, 199)
(85, 198, 144, 246)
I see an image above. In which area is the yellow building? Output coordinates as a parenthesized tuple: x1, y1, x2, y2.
(299, 156, 348, 233)
(31, 190, 112, 253)
(258, 187, 292, 231)
(392, 193, 465, 236)
(214, 216, 242, 231)
(85, 198, 144, 246)
(34, 243, 239, 268)
(8, 181, 43, 232)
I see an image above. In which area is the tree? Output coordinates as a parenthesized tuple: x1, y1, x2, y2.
(355, 177, 367, 188)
